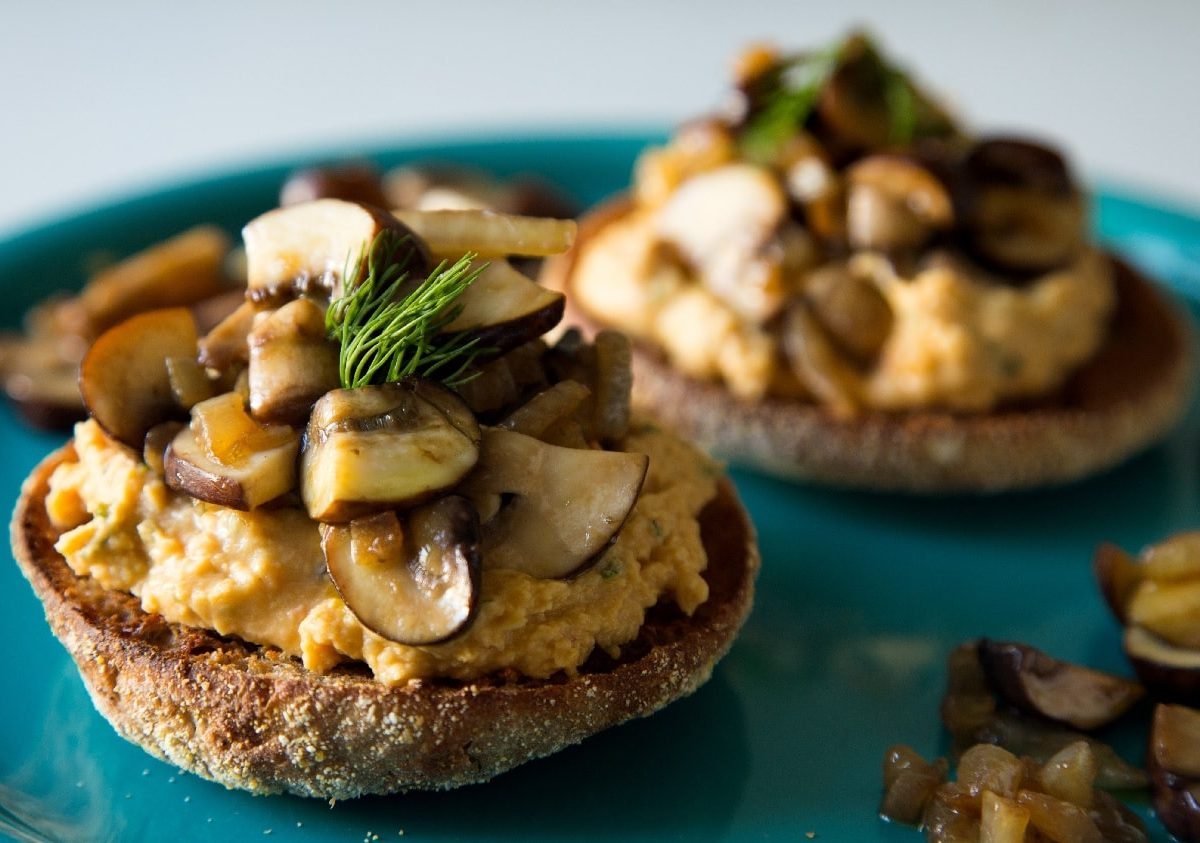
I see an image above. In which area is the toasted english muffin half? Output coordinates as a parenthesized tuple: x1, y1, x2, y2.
(11, 444, 758, 799)
(544, 197, 1195, 493)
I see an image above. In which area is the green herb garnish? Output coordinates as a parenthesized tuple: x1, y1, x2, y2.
(325, 230, 488, 389)
(737, 32, 944, 162)
(738, 41, 843, 164)
(883, 68, 918, 145)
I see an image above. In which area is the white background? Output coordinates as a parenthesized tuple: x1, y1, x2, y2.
(3, 0, 1199, 237)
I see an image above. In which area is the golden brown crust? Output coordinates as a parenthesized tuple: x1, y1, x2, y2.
(544, 197, 1195, 492)
(10, 446, 758, 799)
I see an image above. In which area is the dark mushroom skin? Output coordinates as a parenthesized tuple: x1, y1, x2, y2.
(247, 299, 340, 425)
(321, 496, 481, 645)
(242, 199, 429, 304)
(1124, 625, 1200, 706)
(79, 307, 198, 448)
(959, 137, 1086, 276)
(440, 260, 566, 360)
(279, 163, 388, 209)
(164, 424, 300, 511)
(301, 379, 481, 523)
(1149, 704, 1200, 842)
(941, 641, 1149, 790)
(977, 639, 1145, 731)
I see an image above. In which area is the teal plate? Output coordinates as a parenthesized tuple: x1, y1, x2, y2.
(2, 132, 1198, 842)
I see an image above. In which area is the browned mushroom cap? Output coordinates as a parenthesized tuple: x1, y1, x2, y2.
(321, 497, 481, 646)
(279, 162, 388, 209)
(79, 307, 198, 448)
(800, 261, 893, 363)
(959, 137, 1086, 275)
(1124, 625, 1200, 706)
(1149, 704, 1200, 842)
(845, 155, 954, 252)
(814, 34, 894, 153)
(977, 640, 1144, 731)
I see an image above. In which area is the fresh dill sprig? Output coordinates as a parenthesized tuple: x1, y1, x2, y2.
(737, 33, 938, 162)
(738, 39, 844, 164)
(325, 230, 488, 389)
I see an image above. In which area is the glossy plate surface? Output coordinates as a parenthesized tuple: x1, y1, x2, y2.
(1, 133, 1198, 842)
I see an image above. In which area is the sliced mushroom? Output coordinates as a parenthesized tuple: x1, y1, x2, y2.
(301, 379, 481, 523)
(1149, 704, 1200, 842)
(977, 640, 1144, 731)
(960, 137, 1085, 275)
(942, 641, 1149, 791)
(845, 155, 953, 252)
(1124, 625, 1200, 705)
(801, 261, 893, 363)
(458, 427, 648, 578)
(197, 299, 257, 371)
(440, 259, 565, 356)
(165, 423, 300, 510)
(79, 307, 198, 447)
(322, 497, 480, 645)
(655, 163, 787, 323)
(781, 300, 863, 416)
(247, 298, 340, 425)
(391, 209, 576, 259)
(280, 162, 388, 209)
(76, 226, 231, 337)
(243, 199, 426, 300)
(814, 34, 893, 153)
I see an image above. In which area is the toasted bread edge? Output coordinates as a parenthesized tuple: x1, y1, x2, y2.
(11, 447, 759, 798)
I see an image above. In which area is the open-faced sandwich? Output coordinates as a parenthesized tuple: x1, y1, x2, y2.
(10, 199, 759, 798)
(544, 33, 1194, 492)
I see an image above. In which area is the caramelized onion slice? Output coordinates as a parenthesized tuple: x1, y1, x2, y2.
(164, 423, 300, 510)
(392, 209, 576, 258)
(322, 498, 481, 646)
(498, 380, 591, 439)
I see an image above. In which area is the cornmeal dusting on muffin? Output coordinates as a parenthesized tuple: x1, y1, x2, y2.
(46, 419, 716, 684)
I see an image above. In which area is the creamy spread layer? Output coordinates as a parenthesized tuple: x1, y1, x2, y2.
(47, 419, 717, 685)
(572, 193, 1116, 413)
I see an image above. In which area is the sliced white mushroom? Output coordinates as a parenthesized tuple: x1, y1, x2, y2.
(243, 199, 424, 298)
(321, 497, 481, 645)
(440, 260, 565, 355)
(459, 427, 648, 578)
(301, 380, 481, 523)
(164, 423, 300, 510)
(79, 307, 198, 447)
(247, 298, 340, 424)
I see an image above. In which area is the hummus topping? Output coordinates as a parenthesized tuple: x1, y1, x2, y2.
(47, 418, 716, 685)
(569, 35, 1118, 414)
